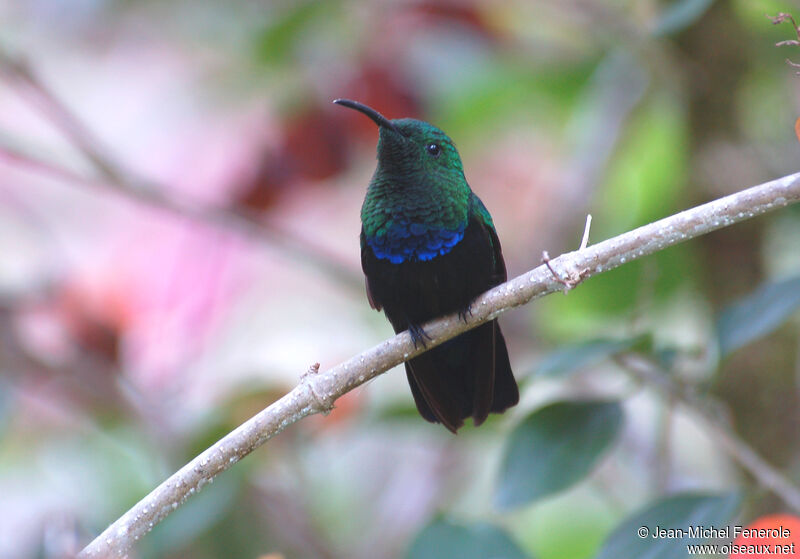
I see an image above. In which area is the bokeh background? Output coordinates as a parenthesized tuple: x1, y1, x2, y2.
(1, 0, 800, 558)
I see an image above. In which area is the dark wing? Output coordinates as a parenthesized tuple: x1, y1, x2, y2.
(466, 196, 515, 425)
(360, 229, 382, 311)
(485, 221, 507, 285)
(470, 192, 507, 286)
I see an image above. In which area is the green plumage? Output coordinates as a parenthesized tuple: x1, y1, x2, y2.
(361, 119, 471, 264)
(335, 99, 519, 432)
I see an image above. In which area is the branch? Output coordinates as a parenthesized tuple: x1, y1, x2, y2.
(79, 171, 800, 558)
(615, 353, 800, 512)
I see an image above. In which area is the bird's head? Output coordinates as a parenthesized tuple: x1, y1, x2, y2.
(333, 98, 465, 183)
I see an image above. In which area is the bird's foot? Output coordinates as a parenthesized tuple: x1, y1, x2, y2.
(458, 303, 474, 324)
(409, 323, 432, 349)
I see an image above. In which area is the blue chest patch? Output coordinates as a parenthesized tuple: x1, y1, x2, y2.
(367, 222, 465, 264)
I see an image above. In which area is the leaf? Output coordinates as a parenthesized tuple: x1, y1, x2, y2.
(407, 518, 531, 559)
(716, 275, 800, 357)
(653, 0, 716, 36)
(252, 2, 335, 65)
(495, 400, 623, 509)
(536, 337, 644, 378)
(596, 492, 741, 559)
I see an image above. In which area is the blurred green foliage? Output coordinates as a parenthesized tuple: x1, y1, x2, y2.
(408, 518, 530, 559)
(535, 336, 646, 378)
(717, 275, 800, 357)
(496, 400, 624, 508)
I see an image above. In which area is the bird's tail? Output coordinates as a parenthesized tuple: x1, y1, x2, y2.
(405, 320, 518, 433)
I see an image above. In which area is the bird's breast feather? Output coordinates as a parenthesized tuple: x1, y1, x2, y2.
(365, 222, 465, 264)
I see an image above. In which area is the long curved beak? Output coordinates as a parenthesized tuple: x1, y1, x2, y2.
(333, 98, 402, 135)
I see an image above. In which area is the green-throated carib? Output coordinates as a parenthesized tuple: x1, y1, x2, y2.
(334, 98, 519, 432)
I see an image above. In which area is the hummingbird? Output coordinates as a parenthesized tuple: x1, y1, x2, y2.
(334, 98, 519, 433)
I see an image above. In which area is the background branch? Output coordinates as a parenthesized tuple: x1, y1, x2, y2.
(78, 171, 800, 558)
(0, 48, 127, 183)
(615, 353, 800, 512)
(0, 139, 361, 291)
(0, 49, 362, 291)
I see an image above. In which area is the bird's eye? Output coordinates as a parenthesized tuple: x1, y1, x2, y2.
(426, 143, 441, 157)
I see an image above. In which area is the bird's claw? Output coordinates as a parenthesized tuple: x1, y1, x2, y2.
(409, 323, 432, 349)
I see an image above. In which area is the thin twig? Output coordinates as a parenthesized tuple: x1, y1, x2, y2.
(615, 353, 800, 513)
(542, 250, 582, 293)
(768, 13, 800, 72)
(79, 171, 800, 558)
(580, 214, 592, 250)
(768, 12, 800, 36)
(541, 214, 593, 292)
